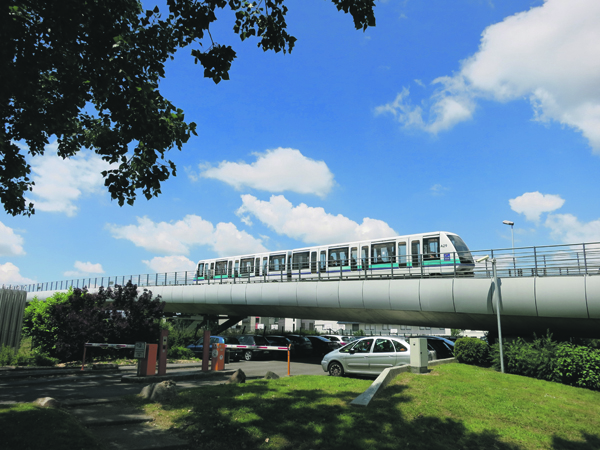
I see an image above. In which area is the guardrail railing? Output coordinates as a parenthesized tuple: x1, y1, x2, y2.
(6, 241, 600, 293)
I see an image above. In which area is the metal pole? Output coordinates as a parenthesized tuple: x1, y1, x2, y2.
(492, 258, 505, 374)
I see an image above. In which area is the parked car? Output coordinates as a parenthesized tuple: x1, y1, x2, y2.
(186, 336, 243, 361)
(306, 335, 339, 357)
(264, 335, 294, 359)
(285, 335, 313, 356)
(415, 336, 455, 359)
(236, 334, 272, 361)
(321, 335, 356, 347)
(322, 336, 433, 377)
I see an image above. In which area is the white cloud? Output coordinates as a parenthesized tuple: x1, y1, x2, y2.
(545, 214, 600, 244)
(198, 148, 335, 197)
(237, 194, 397, 245)
(0, 262, 35, 286)
(142, 255, 197, 273)
(377, 0, 600, 152)
(509, 191, 565, 222)
(0, 221, 25, 256)
(107, 215, 267, 257)
(430, 184, 449, 196)
(63, 261, 105, 277)
(28, 142, 111, 216)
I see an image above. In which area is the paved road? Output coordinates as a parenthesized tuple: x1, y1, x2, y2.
(0, 357, 327, 404)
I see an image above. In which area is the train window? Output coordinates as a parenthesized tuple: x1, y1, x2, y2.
(447, 234, 474, 264)
(197, 263, 204, 278)
(328, 247, 349, 267)
(292, 252, 310, 270)
(241, 258, 254, 275)
(320, 251, 326, 271)
(371, 242, 396, 264)
(228, 261, 233, 277)
(411, 241, 420, 267)
(234, 260, 239, 277)
(423, 237, 440, 261)
(215, 260, 227, 276)
(361, 246, 369, 269)
(310, 251, 317, 274)
(350, 247, 358, 271)
(398, 242, 407, 267)
(269, 254, 286, 271)
(262, 257, 268, 275)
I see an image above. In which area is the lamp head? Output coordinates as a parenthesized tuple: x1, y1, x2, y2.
(503, 220, 514, 226)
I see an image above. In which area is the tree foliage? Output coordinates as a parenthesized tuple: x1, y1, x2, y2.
(23, 282, 165, 362)
(2, 0, 376, 216)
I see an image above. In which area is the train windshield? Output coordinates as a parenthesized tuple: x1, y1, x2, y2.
(447, 235, 474, 264)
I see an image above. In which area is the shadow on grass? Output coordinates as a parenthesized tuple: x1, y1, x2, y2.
(126, 378, 536, 450)
(552, 433, 600, 450)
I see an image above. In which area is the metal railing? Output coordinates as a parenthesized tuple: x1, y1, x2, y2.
(7, 241, 600, 293)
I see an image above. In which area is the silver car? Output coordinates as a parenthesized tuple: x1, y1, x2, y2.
(321, 336, 414, 377)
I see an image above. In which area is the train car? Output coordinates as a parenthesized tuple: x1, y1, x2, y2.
(193, 231, 474, 284)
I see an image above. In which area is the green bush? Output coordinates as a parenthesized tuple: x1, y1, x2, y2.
(0, 345, 16, 366)
(491, 333, 559, 382)
(554, 343, 600, 390)
(33, 352, 58, 367)
(454, 337, 490, 366)
(168, 346, 195, 360)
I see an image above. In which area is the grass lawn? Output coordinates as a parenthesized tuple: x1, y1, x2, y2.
(126, 363, 600, 450)
(0, 403, 102, 450)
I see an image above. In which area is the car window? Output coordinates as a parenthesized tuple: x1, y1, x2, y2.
(373, 339, 394, 353)
(210, 337, 219, 344)
(254, 336, 268, 345)
(237, 336, 252, 345)
(353, 339, 374, 353)
(392, 340, 408, 352)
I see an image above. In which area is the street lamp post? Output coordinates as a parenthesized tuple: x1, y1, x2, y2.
(503, 220, 515, 273)
(477, 255, 504, 373)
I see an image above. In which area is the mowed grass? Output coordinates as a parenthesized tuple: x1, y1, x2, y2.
(0, 402, 102, 450)
(127, 363, 600, 450)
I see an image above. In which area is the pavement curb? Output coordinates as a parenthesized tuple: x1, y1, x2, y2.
(121, 369, 234, 383)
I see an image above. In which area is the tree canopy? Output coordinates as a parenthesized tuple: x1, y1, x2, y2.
(2, 0, 376, 216)
(23, 282, 165, 362)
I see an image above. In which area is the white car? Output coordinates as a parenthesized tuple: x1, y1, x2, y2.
(321, 336, 433, 376)
(321, 335, 356, 347)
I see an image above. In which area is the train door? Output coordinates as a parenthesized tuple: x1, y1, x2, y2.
(209, 261, 215, 280)
(196, 263, 204, 283)
(262, 257, 268, 280)
(350, 246, 358, 273)
(319, 250, 327, 276)
(423, 236, 441, 274)
(360, 245, 369, 274)
(410, 239, 421, 269)
(310, 251, 317, 278)
(287, 251, 292, 280)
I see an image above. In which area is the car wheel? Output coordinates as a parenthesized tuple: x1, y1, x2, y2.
(244, 350, 253, 361)
(328, 361, 344, 377)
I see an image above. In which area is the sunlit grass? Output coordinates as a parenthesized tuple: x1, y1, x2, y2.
(124, 363, 600, 450)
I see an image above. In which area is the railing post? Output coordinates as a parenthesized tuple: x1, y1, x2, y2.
(533, 247, 538, 276)
(583, 243, 588, 275)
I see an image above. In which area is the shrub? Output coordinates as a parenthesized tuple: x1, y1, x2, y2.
(0, 345, 16, 366)
(490, 333, 559, 382)
(554, 343, 600, 390)
(32, 352, 58, 367)
(454, 337, 489, 366)
(168, 346, 195, 360)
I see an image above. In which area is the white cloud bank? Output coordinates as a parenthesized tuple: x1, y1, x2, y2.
(237, 194, 397, 245)
(509, 191, 565, 222)
(0, 262, 35, 286)
(142, 255, 197, 273)
(376, 0, 600, 153)
(107, 215, 267, 257)
(197, 148, 335, 197)
(28, 142, 111, 216)
(509, 191, 600, 244)
(0, 221, 25, 256)
(64, 261, 105, 277)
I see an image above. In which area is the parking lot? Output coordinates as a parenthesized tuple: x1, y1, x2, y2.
(0, 356, 327, 405)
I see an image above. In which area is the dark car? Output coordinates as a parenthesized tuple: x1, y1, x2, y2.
(236, 334, 272, 361)
(285, 335, 313, 357)
(264, 335, 294, 359)
(186, 336, 243, 361)
(414, 336, 455, 359)
(306, 335, 339, 357)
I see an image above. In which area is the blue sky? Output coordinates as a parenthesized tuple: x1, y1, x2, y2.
(2, 0, 600, 286)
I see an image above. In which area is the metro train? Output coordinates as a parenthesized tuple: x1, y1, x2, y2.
(194, 231, 474, 283)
